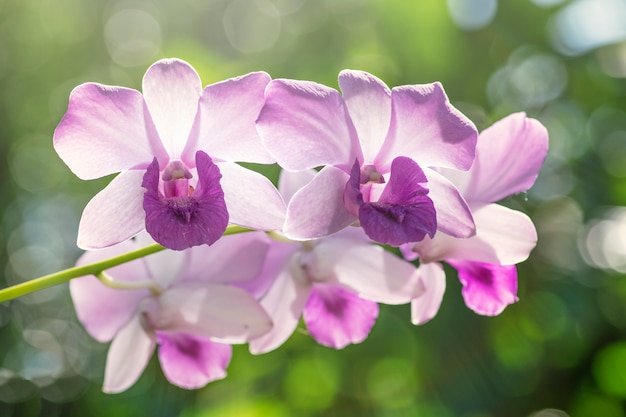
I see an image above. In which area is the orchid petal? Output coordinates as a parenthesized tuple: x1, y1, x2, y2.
(462, 113, 549, 203)
(377, 82, 477, 171)
(257, 79, 363, 171)
(53, 83, 166, 180)
(77, 170, 146, 249)
(142, 58, 202, 159)
(319, 238, 425, 304)
(183, 72, 273, 164)
(358, 157, 437, 246)
(423, 168, 475, 238)
(71, 240, 150, 342)
(183, 232, 270, 288)
(249, 247, 312, 354)
(417, 203, 538, 265)
(153, 283, 272, 344)
(278, 169, 316, 204)
(338, 70, 391, 162)
(143, 152, 228, 250)
(411, 262, 446, 325)
(448, 260, 518, 316)
(304, 284, 379, 349)
(157, 332, 232, 389)
(217, 162, 286, 231)
(284, 165, 355, 239)
(103, 312, 156, 394)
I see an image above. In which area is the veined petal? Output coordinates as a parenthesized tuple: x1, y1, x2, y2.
(414, 203, 538, 265)
(320, 238, 425, 304)
(462, 113, 549, 203)
(376, 82, 477, 171)
(153, 283, 272, 344)
(103, 312, 156, 394)
(358, 157, 436, 246)
(284, 165, 355, 240)
(71, 239, 150, 342)
(257, 78, 363, 171)
(183, 72, 273, 164)
(77, 170, 146, 249)
(142, 58, 202, 159)
(249, 247, 312, 354)
(53, 83, 165, 180)
(448, 260, 518, 316)
(183, 232, 270, 288)
(304, 284, 379, 349)
(278, 169, 316, 204)
(338, 70, 391, 162)
(411, 262, 446, 325)
(143, 151, 228, 250)
(217, 162, 286, 231)
(157, 332, 232, 389)
(423, 168, 475, 238)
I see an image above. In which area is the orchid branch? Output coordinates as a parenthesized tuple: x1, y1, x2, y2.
(0, 225, 253, 303)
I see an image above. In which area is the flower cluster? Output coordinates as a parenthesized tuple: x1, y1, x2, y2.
(55, 58, 548, 393)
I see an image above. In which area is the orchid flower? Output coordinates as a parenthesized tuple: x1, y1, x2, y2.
(400, 113, 548, 321)
(256, 70, 478, 246)
(54, 58, 286, 250)
(70, 232, 273, 393)
(249, 170, 425, 354)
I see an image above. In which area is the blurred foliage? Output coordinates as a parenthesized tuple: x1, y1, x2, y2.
(0, 0, 626, 416)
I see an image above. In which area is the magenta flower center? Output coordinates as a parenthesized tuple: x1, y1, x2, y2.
(162, 160, 193, 199)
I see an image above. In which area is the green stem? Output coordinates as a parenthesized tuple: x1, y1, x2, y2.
(0, 225, 253, 303)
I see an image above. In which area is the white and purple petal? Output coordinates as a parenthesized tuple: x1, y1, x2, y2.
(257, 78, 363, 171)
(157, 332, 232, 389)
(303, 284, 379, 349)
(447, 260, 518, 316)
(77, 170, 146, 249)
(375, 82, 477, 172)
(411, 262, 447, 325)
(183, 72, 273, 164)
(53, 83, 166, 180)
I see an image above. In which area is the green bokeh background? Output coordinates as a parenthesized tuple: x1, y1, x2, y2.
(1, 0, 626, 416)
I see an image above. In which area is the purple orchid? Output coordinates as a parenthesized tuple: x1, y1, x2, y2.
(70, 231, 273, 393)
(256, 70, 478, 246)
(248, 169, 424, 354)
(54, 58, 285, 250)
(400, 113, 548, 321)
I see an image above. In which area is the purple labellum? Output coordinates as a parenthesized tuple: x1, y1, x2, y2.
(143, 150, 228, 250)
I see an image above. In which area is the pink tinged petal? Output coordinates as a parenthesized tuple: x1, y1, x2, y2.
(249, 247, 312, 354)
(411, 262, 446, 325)
(376, 82, 477, 171)
(143, 151, 228, 250)
(103, 312, 156, 394)
(426, 203, 538, 265)
(338, 70, 392, 162)
(284, 166, 355, 239)
(53, 83, 166, 180)
(184, 232, 271, 291)
(353, 157, 437, 246)
(448, 260, 518, 316)
(142, 58, 202, 158)
(77, 170, 146, 249)
(217, 162, 286, 231)
(153, 283, 273, 344)
(321, 238, 425, 304)
(71, 240, 150, 342)
(278, 169, 316, 204)
(257, 79, 363, 171)
(183, 72, 273, 164)
(303, 284, 379, 349)
(462, 113, 549, 203)
(156, 332, 232, 389)
(423, 168, 475, 238)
